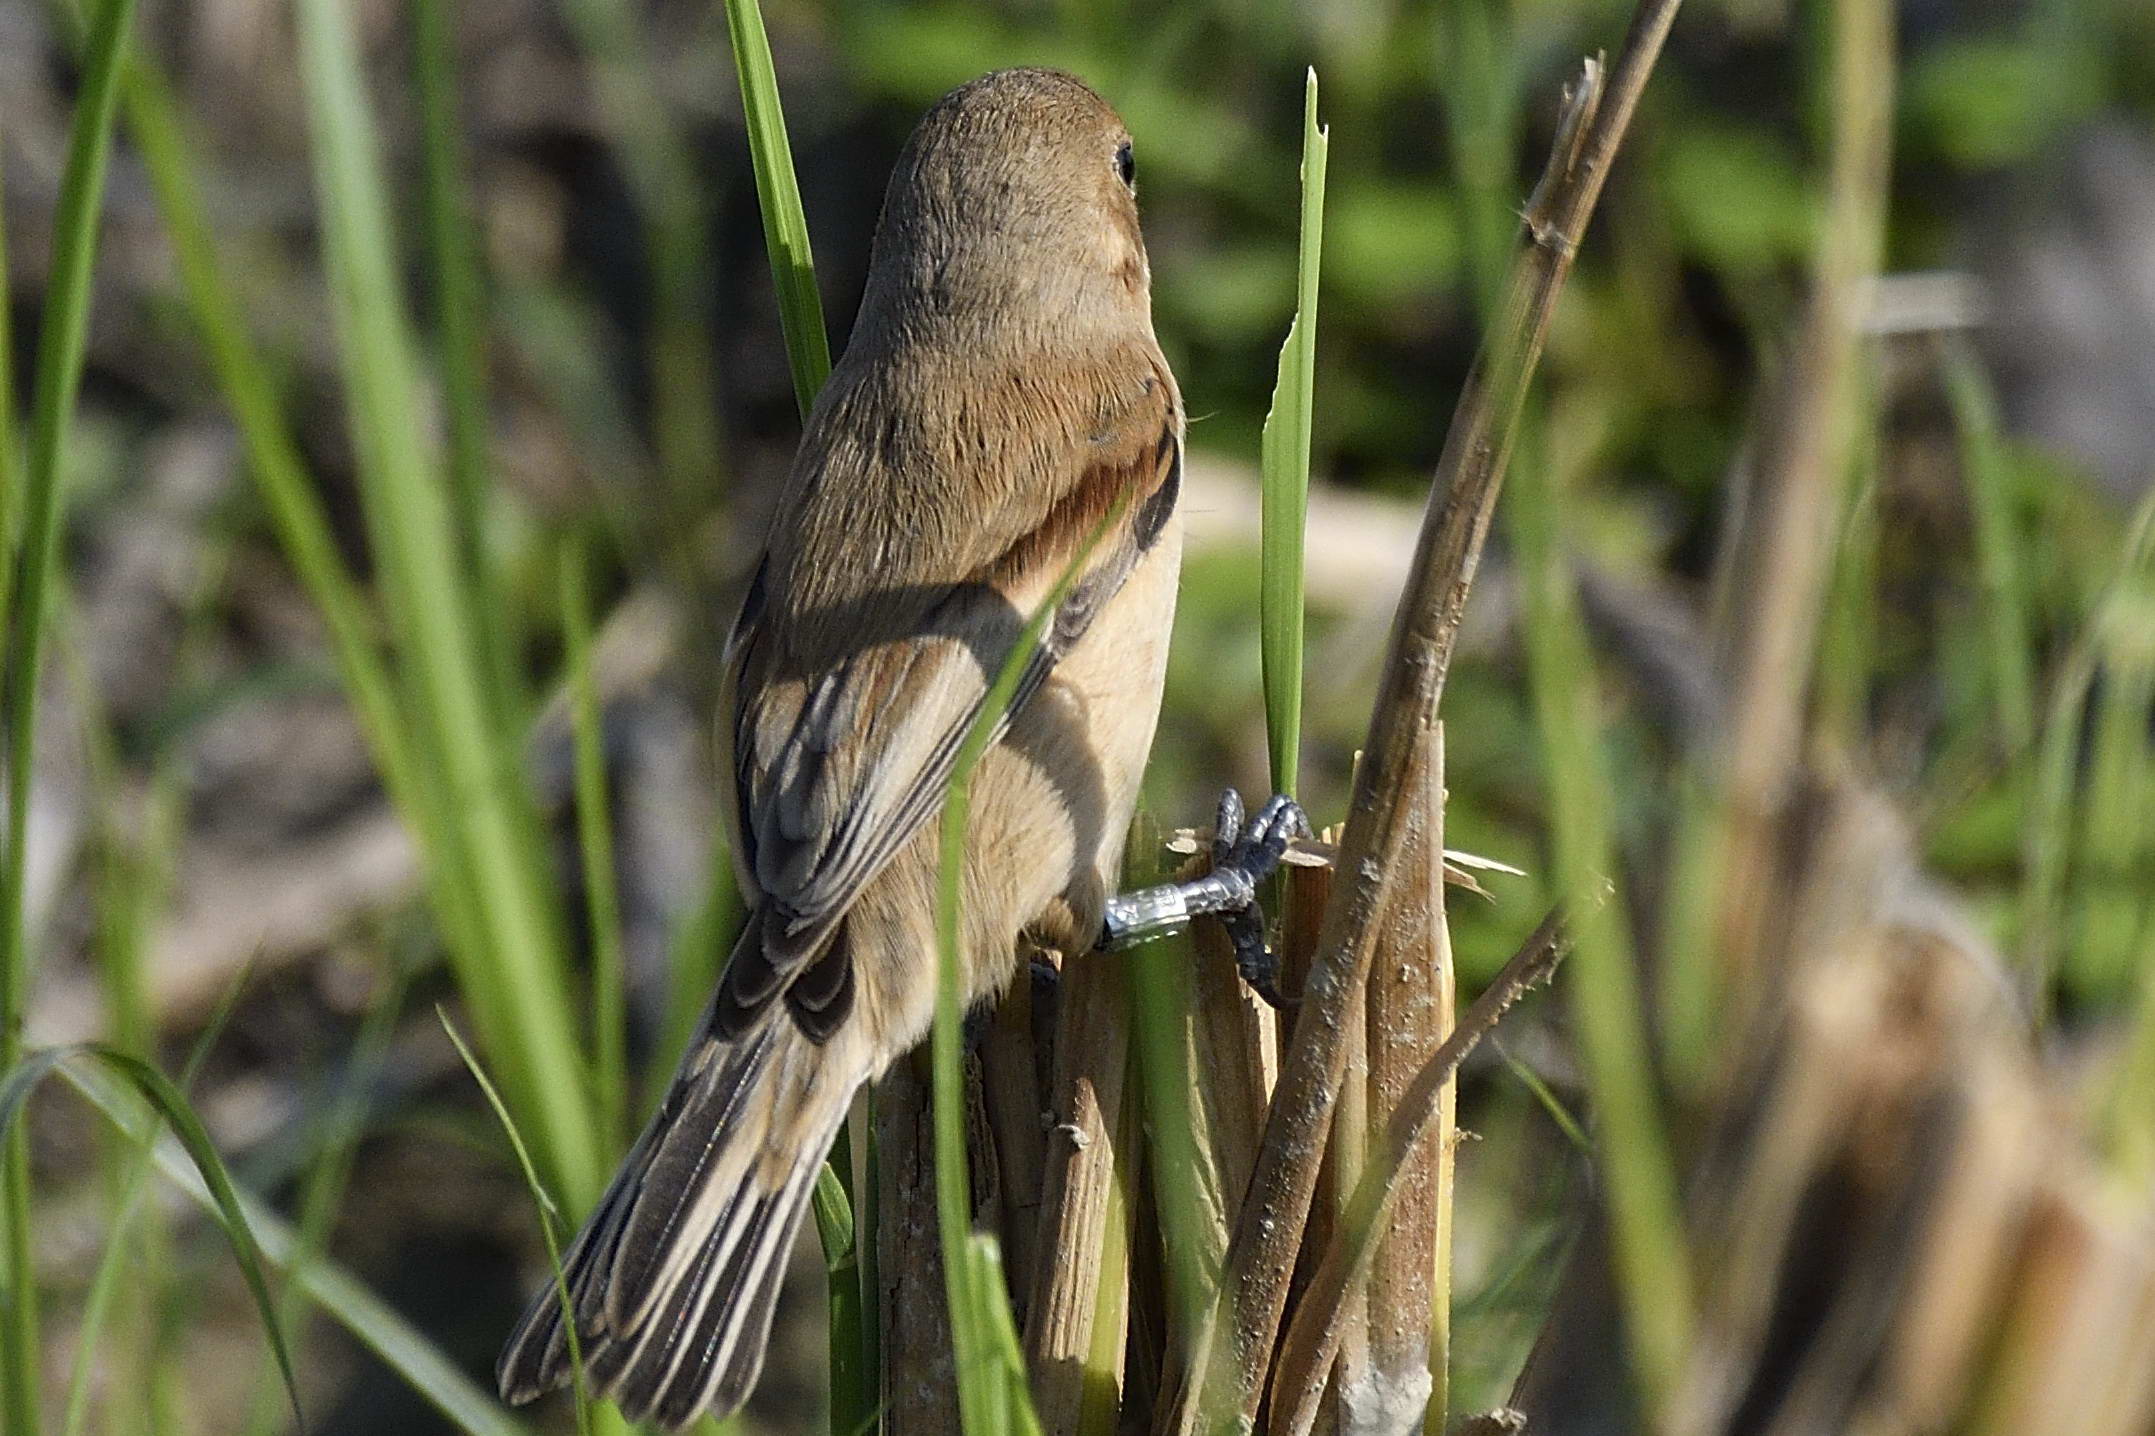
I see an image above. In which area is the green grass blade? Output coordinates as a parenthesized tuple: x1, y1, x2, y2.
(1, 1046, 304, 1429)
(553, 0, 721, 513)
(412, 0, 518, 730)
(241, 957, 410, 1436)
(0, 1, 140, 1424)
(440, 1011, 596, 1436)
(1504, 414, 1692, 1411)
(1940, 335, 2036, 751)
(1257, 69, 1328, 799)
(720, 0, 833, 414)
(811, 1149, 876, 1436)
(932, 517, 1122, 1435)
(63, 958, 250, 1436)
(710, 23, 861, 1420)
(59, 1059, 536, 1436)
(294, 0, 600, 1207)
(2022, 488, 2155, 1011)
(0, 141, 17, 628)
(1494, 1040, 1588, 1152)
(117, 56, 419, 811)
(560, 533, 629, 1149)
(1813, 387, 1881, 751)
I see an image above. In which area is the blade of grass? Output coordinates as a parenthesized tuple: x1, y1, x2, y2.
(1118, 818, 1220, 1367)
(62, 959, 250, 1436)
(60, 1058, 538, 1436)
(99, 32, 499, 1081)
(720, 0, 833, 414)
(2022, 487, 2155, 1014)
(1257, 69, 1328, 798)
(1493, 1039, 1588, 1152)
(2070, 567, 2155, 1002)
(0, 1046, 303, 1428)
(1813, 380, 1882, 752)
(242, 952, 411, 1436)
(1940, 335, 2036, 751)
(554, 0, 722, 514)
(63, 749, 186, 1436)
(0, 0, 140, 1423)
(1506, 405, 1691, 1417)
(0, 142, 17, 627)
(711, 22, 870, 1421)
(115, 56, 421, 811)
(560, 532, 629, 1150)
(1442, 0, 1528, 313)
(412, 0, 520, 732)
(933, 514, 1124, 1435)
(294, 0, 600, 1208)
(440, 1011, 596, 1436)
(811, 1152, 875, 1435)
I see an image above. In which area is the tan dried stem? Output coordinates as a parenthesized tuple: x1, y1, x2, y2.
(1024, 947, 1135, 1431)
(1705, 0, 1894, 1017)
(1270, 909, 1572, 1436)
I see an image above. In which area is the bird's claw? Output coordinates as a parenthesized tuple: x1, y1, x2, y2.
(1209, 789, 1309, 1011)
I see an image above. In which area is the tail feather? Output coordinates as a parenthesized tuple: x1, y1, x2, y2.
(497, 966, 866, 1429)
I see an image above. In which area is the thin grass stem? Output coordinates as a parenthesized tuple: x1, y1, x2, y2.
(61, 1059, 537, 1436)
(932, 514, 1122, 1434)
(1940, 335, 2037, 751)
(561, 533, 630, 1148)
(413, 0, 520, 730)
(441, 1012, 597, 1436)
(0, 0, 141, 1423)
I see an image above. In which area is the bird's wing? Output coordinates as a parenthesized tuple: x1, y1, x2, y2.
(715, 363, 1181, 1036)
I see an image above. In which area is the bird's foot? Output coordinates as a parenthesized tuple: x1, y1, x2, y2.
(1098, 788, 1310, 1010)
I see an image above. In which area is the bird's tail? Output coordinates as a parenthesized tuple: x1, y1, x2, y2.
(497, 923, 868, 1429)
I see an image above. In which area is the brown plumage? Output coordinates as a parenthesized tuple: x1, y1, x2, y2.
(497, 67, 1183, 1428)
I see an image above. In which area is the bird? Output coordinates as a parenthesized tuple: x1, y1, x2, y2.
(497, 66, 1237, 1427)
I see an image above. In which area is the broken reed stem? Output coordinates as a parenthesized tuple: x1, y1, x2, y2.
(877, 1053, 960, 1433)
(1271, 910, 1572, 1436)
(1168, 0, 1682, 1424)
(1325, 721, 1452, 1436)
(984, 973, 1047, 1308)
(1705, 0, 1893, 1013)
(1024, 949, 1134, 1432)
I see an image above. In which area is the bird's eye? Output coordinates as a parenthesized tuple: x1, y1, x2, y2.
(1115, 140, 1136, 189)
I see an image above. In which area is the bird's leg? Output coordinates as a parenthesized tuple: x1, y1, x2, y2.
(1098, 789, 1310, 1010)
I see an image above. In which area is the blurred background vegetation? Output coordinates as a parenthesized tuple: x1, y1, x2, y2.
(5, 0, 2155, 1429)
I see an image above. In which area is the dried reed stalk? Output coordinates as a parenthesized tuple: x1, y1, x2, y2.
(1326, 722, 1454, 1436)
(1185, 852, 1286, 1230)
(1704, 0, 1894, 1019)
(877, 1050, 960, 1433)
(1518, 766, 2155, 1436)
(1024, 944, 1135, 1431)
(1520, 778, 2155, 1436)
(1271, 908, 1570, 1436)
(983, 967, 1047, 1309)
(1166, 0, 1683, 1419)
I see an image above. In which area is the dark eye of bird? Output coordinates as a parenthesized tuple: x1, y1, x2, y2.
(1115, 141, 1135, 188)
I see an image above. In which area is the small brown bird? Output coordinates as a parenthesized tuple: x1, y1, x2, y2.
(498, 66, 1179, 1426)
(498, 66, 1299, 1427)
